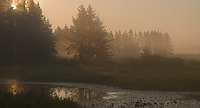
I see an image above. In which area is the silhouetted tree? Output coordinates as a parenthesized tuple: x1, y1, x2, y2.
(142, 31, 173, 55)
(113, 30, 122, 56)
(162, 33, 173, 54)
(121, 30, 140, 57)
(16, 0, 56, 64)
(106, 31, 115, 57)
(110, 30, 173, 59)
(67, 5, 112, 61)
(0, 0, 57, 64)
(54, 25, 71, 58)
(0, 0, 16, 64)
(110, 30, 141, 59)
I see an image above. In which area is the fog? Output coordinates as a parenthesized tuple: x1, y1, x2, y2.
(1, 1, 200, 107)
(39, 0, 200, 54)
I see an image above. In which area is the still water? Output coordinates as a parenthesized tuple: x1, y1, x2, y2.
(0, 80, 106, 103)
(1, 79, 200, 108)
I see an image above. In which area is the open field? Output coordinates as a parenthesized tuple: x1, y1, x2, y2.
(1, 60, 200, 91)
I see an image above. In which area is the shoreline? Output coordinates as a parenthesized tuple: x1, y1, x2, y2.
(1, 81, 200, 108)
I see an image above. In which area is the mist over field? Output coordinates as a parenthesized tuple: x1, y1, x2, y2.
(39, 0, 200, 54)
(1, 0, 200, 108)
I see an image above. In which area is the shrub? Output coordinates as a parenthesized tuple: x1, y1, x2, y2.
(140, 54, 184, 66)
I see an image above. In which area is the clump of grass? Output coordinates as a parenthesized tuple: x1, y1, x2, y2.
(187, 60, 200, 66)
(0, 90, 81, 108)
(140, 54, 184, 67)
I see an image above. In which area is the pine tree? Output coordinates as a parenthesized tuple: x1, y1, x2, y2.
(54, 25, 70, 58)
(68, 5, 111, 61)
(162, 33, 173, 54)
(0, 0, 16, 64)
(142, 31, 173, 55)
(19, 0, 57, 63)
(0, 0, 56, 64)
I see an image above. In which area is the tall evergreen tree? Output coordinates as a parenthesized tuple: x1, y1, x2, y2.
(0, 0, 16, 64)
(0, 0, 57, 64)
(110, 30, 173, 59)
(67, 5, 111, 61)
(15, 0, 57, 64)
(54, 25, 70, 58)
(142, 31, 173, 55)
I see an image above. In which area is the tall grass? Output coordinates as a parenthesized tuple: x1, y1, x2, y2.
(140, 54, 184, 66)
(0, 57, 200, 91)
(0, 90, 81, 108)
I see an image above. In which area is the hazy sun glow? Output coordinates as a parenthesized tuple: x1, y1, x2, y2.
(40, 0, 200, 54)
(12, 4, 17, 9)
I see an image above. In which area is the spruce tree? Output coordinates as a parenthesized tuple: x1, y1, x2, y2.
(68, 5, 111, 61)
(54, 25, 70, 58)
(0, 0, 56, 64)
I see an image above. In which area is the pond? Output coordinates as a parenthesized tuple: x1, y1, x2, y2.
(1, 79, 200, 108)
(0, 80, 106, 103)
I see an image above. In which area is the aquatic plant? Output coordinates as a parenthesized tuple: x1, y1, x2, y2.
(0, 90, 81, 108)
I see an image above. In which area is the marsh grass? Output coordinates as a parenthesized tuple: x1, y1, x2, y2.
(1, 58, 200, 91)
(0, 90, 80, 108)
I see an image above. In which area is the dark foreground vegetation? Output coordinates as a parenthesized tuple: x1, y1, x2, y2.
(1, 56, 200, 91)
(1, 1, 200, 108)
(1, 0, 200, 92)
(0, 90, 80, 108)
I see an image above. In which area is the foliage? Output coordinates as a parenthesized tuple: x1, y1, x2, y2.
(54, 25, 71, 58)
(140, 55, 184, 67)
(143, 31, 173, 55)
(107, 30, 141, 59)
(67, 5, 112, 61)
(0, 90, 80, 108)
(1, 61, 200, 91)
(108, 30, 173, 59)
(0, 0, 57, 65)
(140, 47, 184, 66)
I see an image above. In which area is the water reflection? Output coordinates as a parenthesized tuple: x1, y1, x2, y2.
(1, 79, 23, 95)
(0, 81, 106, 103)
(50, 87, 106, 102)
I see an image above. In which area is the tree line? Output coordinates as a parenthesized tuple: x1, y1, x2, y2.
(55, 5, 173, 61)
(0, 0, 56, 64)
(107, 30, 173, 59)
(55, 5, 112, 62)
(0, 1, 173, 64)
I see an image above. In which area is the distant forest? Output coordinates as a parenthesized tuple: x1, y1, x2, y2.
(55, 5, 173, 61)
(0, 0, 181, 65)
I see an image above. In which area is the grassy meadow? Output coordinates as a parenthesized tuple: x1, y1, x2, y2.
(1, 58, 200, 91)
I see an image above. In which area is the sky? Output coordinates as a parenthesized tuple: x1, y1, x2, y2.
(37, 0, 200, 54)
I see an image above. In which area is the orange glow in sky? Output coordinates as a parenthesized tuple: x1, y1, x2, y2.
(38, 0, 200, 53)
